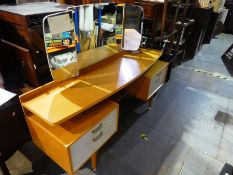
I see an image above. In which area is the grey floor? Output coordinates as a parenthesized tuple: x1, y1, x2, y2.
(2, 33, 233, 175)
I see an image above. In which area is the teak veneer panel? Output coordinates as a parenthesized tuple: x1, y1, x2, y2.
(20, 48, 162, 125)
(78, 57, 154, 93)
(78, 48, 162, 92)
(22, 80, 109, 125)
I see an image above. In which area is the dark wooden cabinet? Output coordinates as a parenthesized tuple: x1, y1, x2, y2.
(0, 91, 31, 174)
(1, 39, 39, 87)
(185, 7, 213, 59)
(204, 11, 218, 44)
(225, 0, 233, 34)
(135, 0, 164, 37)
(0, 12, 49, 87)
(0, 3, 65, 87)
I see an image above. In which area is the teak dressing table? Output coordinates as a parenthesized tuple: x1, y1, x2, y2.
(20, 44, 165, 175)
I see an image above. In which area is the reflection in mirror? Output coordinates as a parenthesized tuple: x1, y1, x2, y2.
(123, 5, 144, 51)
(76, 3, 124, 52)
(43, 11, 79, 81)
(43, 11, 77, 69)
(101, 3, 118, 46)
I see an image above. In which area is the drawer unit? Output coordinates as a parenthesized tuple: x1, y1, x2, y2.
(26, 100, 118, 175)
(70, 109, 117, 171)
(127, 60, 168, 101)
(0, 4, 64, 87)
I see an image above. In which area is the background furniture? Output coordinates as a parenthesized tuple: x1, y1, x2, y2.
(59, 0, 135, 5)
(221, 43, 233, 76)
(203, 11, 218, 44)
(185, 6, 213, 59)
(224, 0, 233, 34)
(135, 0, 164, 38)
(0, 2, 66, 88)
(0, 0, 16, 4)
(0, 89, 31, 174)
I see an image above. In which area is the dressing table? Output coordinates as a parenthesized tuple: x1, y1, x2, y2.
(19, 3, 167, 174)
(19, 44, 165, 174)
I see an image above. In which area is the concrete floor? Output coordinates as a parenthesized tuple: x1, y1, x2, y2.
(2, 33, 233, 175)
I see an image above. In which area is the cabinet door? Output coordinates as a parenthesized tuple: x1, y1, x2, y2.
(1, 39, 39, 86)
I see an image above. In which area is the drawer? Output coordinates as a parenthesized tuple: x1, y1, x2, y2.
(69, 128, 94, 171)
(148, 66, 168, 97)
(70, 109, 118, 171)
(93, 110, 117, 148)
(26, 100, 119, 174)
(126, 60, 168, 101)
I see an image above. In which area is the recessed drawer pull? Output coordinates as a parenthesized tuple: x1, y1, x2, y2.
(92, 123, 103, 134)
(93, 131, 103, 142)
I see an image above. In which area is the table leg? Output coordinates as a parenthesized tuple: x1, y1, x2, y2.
(148, 97, 153, 110)
(0, 162, 10, 175)
(91, 152, 97, 171)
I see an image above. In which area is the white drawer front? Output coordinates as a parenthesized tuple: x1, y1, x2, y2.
(69, 108, 118, 171)
(92, 109, 118, 149)
(148, 67, 167, 97)
(69, 128, 94, 171)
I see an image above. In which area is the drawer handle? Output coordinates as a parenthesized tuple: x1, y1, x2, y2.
(92, 123, 103, 134)
(93, 131, 103, 142)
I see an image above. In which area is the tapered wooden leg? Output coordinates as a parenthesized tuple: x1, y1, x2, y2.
(91, 153, 97, 171)
(148, 97, 153, 110)
(0, 162, 10, 175)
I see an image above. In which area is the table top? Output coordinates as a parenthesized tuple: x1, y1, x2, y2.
(20, 48, 162, 125)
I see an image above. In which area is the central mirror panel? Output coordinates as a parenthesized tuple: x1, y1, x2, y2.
(77, 3, 124, 51)
(43, 3, 143, 81)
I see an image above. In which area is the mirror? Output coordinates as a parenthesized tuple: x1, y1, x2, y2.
(43, 11, 78, 81)
(123, 5, 144, 51)
(74, 3, 124, 51)
(43, 3, 143, 81)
